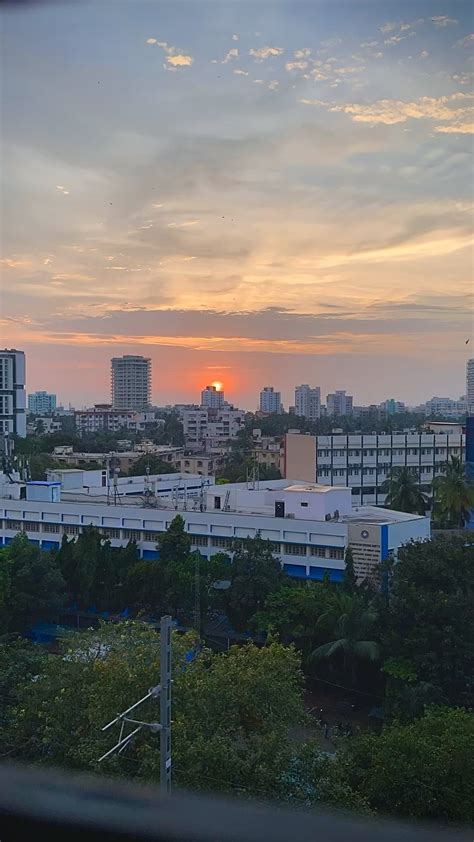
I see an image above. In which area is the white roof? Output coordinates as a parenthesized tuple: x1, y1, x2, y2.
(284, 484, 348, 494)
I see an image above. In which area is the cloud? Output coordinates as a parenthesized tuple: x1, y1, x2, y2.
(420, 50, 429, 58)
(166, 220, 199, 229)
(285, 60, 309, 71)
(360, 40, 378, 48)
(294, 48, 312, 58)
(456, 33, 474, 47)
(167, 54, 194, 67)
(249, 46, 284, 61)
(452, 72, 472, 85)
(233, 69, 249, 76)
(384, 35, 407, 45)
(379, 21, 398, 34)
(232, 34, 238, 41)
(268, 80, 279, 91)
(146, 38, 157, 45)
(431, 15, 458, 27)
(222, 48, 238, 63)
(320, 37, 342, 49)
(300, 92, 474, 133)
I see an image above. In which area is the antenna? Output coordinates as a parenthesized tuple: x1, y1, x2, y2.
(98, 615, 172, 794)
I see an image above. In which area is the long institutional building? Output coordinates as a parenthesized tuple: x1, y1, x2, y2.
(282, 428, 465, 506)
(0, 466, 429, 583)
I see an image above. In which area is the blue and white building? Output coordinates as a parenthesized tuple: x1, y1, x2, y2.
(28, 391, 57, 414)
(0, 468, 430, 583)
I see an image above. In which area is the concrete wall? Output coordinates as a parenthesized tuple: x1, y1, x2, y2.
(282, 433, 316, 483)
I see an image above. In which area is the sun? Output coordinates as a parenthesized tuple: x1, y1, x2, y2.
(211, 380, 223, 392)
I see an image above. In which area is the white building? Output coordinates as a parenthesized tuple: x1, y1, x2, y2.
(182, 406, 245, 450)
(28, 391, 57, 414)
(75, 405, 159, 434)
(0, 471, 430, 584)
(466, 359, 474, 413)
(295, 385, 321, 420)
(259, 387, 282, 415)
(201, 385, 225, 409)
(0, 349, 26, 437)
(111, 355, 151, 410)
(326, 390, 353, 417)
(424, 396, 466, 418)
(283, 431, 465, 506)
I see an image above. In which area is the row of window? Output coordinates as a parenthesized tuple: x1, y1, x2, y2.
(318, 447, 461, 458)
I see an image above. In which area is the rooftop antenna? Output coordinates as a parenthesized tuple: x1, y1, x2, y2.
(98, 615, 172, 794)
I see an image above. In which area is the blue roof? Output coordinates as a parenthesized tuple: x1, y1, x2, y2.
(26, 481, 61, 486)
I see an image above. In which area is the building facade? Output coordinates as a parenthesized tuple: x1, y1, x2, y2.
(326, 390, 353, 417)
(466, 359, 474, 413)
(0, 349, 26, 437)
(295, 385, 321, 420)
(111, 356, 151, 410)
(28, 391, 57, 414)
(423, 396, 466, 418)
(259, 386, 282, 414)
(283, 431, 465, 506)
(201, 385, 225, 409)
(0, 474, 430, 584)
(75, 405, 158, 434)
(182, 407, 244, 450)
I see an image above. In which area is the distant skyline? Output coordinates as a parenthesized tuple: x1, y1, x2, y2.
(1, 1, 473, 407)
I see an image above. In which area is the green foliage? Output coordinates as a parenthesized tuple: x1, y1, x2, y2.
(0, 534, 66, 632)
(128, 455, 172, 477)
(382, 536, 474, 710)
(343, 546, 357, 591)
(381, 467, 428, 515)
(2, 622, 304, 798)
(333, 707, 474, 823)
(433, 456, 474, 528)
(253, 582, 327, 660)
(227, 536, 285, 630)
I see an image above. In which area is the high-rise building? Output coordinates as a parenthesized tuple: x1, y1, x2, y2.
(326, 390, 353, 417)
(0, 349, 26, 437)
(466, 359, 474, 414)
(201, 385, 225, 409)
(259, 386, 282, 414)
(295, 384, 321, 420)
(28, 391, 57, 414)
(111, 356, 151, 410)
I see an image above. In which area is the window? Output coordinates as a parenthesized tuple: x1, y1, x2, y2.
(310, 546, 326, 558)
(102, 527, 121, 539)
(211, 537, 233, 549)
(348, 449, 360, 457)
(63, 525, 81, 535)
(5, 519, 22, 530)
(328, 548, 344, 560)
(191, 535, 208, 547)
(214, 496, 221, 510)
(300, 501, 308, 507)
(143, 531, 159, 542)
(123, 529, 141, 540)
(284, 543, 307, 556)
(43, 522, 60, 533)
(23, 521, 40, 532)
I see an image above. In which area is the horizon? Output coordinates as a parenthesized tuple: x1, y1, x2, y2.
(2, 1, 473, 407)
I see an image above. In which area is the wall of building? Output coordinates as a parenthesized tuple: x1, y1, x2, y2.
(282, 433, 317, 483)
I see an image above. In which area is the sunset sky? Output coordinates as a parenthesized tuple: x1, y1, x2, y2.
(1, 1, 473, 409)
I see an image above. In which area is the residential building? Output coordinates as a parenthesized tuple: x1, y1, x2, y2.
(251, 432, 282, 472)
(181, 406, 244, 450)
(201, 385, 225, 409)
(379, 399, 406, 416)
(424, 396, 466, 418)
(0, 349, 26, 437)
(52, 445, 183, 473)
(180, 453, 226, 476)
(281, 432, 316, 483)
(326, 390, 353, 417)
(0, 471, 430, 584)
(466, 359, 474, 413)
(75, 405, 159, 434)
(28, 391, 57, 414)
(259, 386, 282, 414)
(295, 385, 321, 420)
(283, 431, 465, 506)
(111, 355, 151, 410)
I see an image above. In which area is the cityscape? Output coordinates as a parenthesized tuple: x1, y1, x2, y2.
(1, 0, 473, 836)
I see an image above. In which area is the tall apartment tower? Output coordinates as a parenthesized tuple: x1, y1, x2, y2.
(111, 355, 151, 410)
(259, 386, 282, 414)
(0, 349, 26, 436)
(467, 359, 474, 414)
(201, 385, 225, 409)
(295, 384, 321, 420)
(28, 391, 57, 414)
(326, 390, 353, 417)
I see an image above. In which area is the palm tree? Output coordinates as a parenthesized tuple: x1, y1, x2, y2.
(310, 592, 380, 685)
(381, 467, 428, 515)
(433, 456, 474, 528)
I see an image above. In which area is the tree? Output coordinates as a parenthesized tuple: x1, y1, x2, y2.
(128, 454, 171, 477)
(381, 467, 427, 515)
(227, 536, 285, 630)
(253, 582, 329, 662)
(310, 592, 380, 686)
(343, 546, 357, 591)
(433, 456, 474, 528)
(332, 707, 474, 823)
(1, 533, 65, 631)
(2, 622, 304, 799)
(57, 528, 102, 605)
(382, 536, 474, 708)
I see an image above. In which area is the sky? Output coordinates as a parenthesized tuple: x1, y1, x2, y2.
(1, 0, 473, 410)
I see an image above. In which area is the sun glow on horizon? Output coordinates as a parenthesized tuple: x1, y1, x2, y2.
(211, 380, 223, 391)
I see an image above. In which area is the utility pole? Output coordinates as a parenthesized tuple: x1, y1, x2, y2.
(98, 615, 172, 794)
